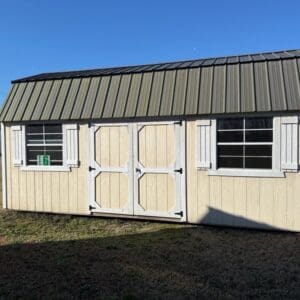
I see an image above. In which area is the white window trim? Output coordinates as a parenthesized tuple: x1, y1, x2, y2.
(19, 124, 71, 172)
(207, 116, 284, 178)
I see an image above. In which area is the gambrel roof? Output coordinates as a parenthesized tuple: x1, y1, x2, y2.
(1, 49, 300, 122)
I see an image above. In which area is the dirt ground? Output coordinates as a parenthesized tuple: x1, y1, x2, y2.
(0, 181, 299, 298)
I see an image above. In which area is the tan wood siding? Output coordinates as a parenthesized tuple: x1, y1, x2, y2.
(186, 120, 300, 231)
(5, 125, 88, 215)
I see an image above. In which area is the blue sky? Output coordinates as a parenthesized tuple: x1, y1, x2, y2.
(1, 0, 300, 103)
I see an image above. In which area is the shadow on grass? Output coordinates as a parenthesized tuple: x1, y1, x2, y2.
(0, 226, 299, 299)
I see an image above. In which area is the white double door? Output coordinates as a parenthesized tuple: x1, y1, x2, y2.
(88, 121, 186, 221)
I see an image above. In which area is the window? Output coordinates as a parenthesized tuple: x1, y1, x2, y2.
(217, 117, 273, 169)
(26, 124, 63, 166)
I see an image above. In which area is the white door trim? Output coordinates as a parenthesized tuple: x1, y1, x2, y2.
(132, 121, 186, 221)
(88, 123, 134, 215)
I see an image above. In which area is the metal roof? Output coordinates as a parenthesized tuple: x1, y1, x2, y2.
(1, 49, 300, 122)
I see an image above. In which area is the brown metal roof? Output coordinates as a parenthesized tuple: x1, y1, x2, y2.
(1, 49, 300, 122)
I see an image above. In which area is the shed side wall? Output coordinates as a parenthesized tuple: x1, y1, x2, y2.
(186, 120, 300, 231)
(5, 124, 88, 215)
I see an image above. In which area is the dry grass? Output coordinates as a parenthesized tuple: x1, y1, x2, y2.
(0, 179, 299, 298)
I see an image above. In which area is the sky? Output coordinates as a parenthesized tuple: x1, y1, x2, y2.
(0, 0, 300, 103)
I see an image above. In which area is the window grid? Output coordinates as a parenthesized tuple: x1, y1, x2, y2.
(26, 124, 63, 166)
(217, 117, 273, 169)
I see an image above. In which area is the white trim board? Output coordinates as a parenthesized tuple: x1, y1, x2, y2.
(1, 123, 7, 208)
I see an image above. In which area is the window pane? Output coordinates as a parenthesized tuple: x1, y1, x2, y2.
(26, 134, 44, 144)
(26, 125, 43, 134)
(44, 124, 62, 133)
(218, 118, 243, 130)
(218, 157, 243, 168)
(245, 117, 272, 129)
(245, 130, 272, 142)
(45, 134, 63, 144)
(26, 146, 44, 163)
(45, 146, 63, 162)
(245, 157, 272, 169)
(218, 145, 243, 156)
(245, 145, 272, 156)
(218, 131, 243, 142)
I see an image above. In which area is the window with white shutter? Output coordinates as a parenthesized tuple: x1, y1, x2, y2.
(281, 116, 299, 171)
(11, 123, 79, 171)
(196, 119, 216, 169)
(63, 124, 79, 167)
(11, 125, 24, 166)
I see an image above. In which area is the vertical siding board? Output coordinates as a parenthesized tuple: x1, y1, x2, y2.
(221, 177, 235, 226)
(282, 60, 300, 110)
(254, 62, 271, 111)
(35, 172, 44, 211)
(19, 169, 27, 210)
(81, 77, 101, 119)
(5, 83, 27, 121)
(22, 81, 45, 121)
(0, 84, 17, 120)
(233, 178, 247, 226)
(40, 80, 63, 120)
(51, 173, 60, 213)
(259, 178, 274, 226)
(159, 71, 176, 116)
(59, 173, 69, 212)
(148, 72, 165, 116)
(211, 66, 226, 114)
(198, 67, 213, 114)
(31, 81, 53, 120)
(246, 178, 260, 226)
(124, 73, 142, 117)
(70, 78, 92, 120)
(91, 77, 110, 119)
(185, 68, 200, 115)
(5, 127, 12, 209)
(102, 75, 121, 118)
(43, 172, 52, 212)
(26, 172, 35, 211)
(240, 63, 256, 112)
(60, 79, 81, 120)
(273, 178, 287, 229)
(172, 69, 188, 115)
(50, 79, 72, 120)
(113, 74, 132, 118)
(209, 176, 222, 225)
(268, 61, 287, 111)
(226, 64, 240, 113)
(136, 72, 153, 117)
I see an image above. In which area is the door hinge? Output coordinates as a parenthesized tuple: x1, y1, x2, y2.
(174, 211, 183, 217)
(89, 166, 96, 172)
(174, 120, 182, 126)
(89, 205, 96, 210)
(174, 168, 183, 174)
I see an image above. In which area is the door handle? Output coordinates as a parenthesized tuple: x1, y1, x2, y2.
(136, 167, 141, 173)
(174, 168, 183, 174)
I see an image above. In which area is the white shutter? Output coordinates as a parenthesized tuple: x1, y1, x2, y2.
(280, 116, 299, 171)
(11, 125, 24, 166)
(64, 124, 79, 167)
(196, 119, 216, 169)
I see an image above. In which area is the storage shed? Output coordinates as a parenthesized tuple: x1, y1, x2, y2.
(1, 49, 300, 231)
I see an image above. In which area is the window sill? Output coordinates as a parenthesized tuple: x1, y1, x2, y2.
(208, 168, 284, 178)
(20, 165, 71, 172)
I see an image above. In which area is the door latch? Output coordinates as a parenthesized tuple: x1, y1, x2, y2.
(136, 167, 141, 173)
(174, 211, 183, 217)
(174, 168, 183, 174)
(89, 205, 96, 210)
(89, 166, 96, 172)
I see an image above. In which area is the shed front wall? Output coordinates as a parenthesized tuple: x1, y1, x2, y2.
(4, 124, 89, 215)
(3, 120, 300, 231)
(186, 120, 300, 232)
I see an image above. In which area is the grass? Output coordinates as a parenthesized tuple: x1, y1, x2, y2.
(0, 190, 299, 298)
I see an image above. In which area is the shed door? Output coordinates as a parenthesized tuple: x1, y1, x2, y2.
(88, 124, 133, 215)
(133, 122, 186, 220)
